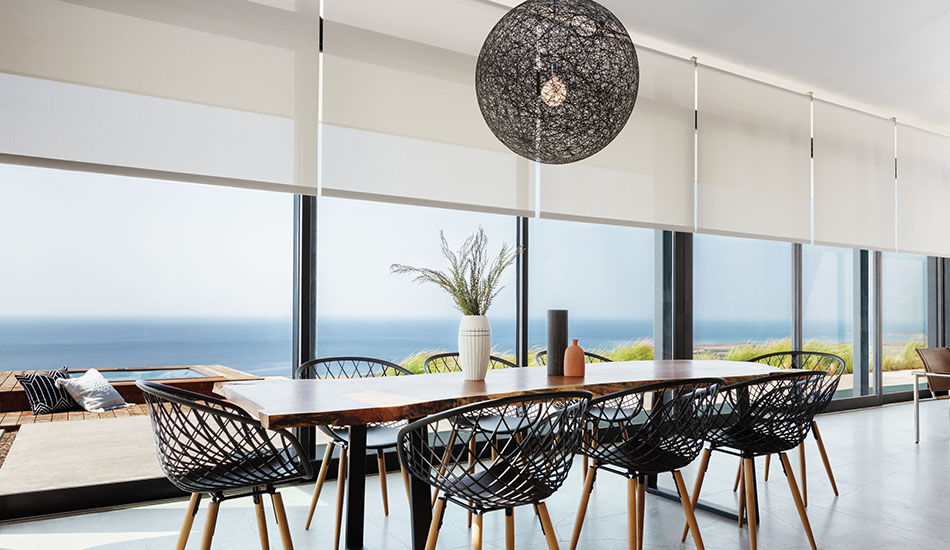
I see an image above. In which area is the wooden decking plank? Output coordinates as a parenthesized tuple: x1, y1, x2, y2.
(113, 407, 131, 417)
(51, 412, 69, 422)
(17, 411, 35, 424)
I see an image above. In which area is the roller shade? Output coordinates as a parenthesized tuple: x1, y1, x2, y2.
(537, 48, 694, 231)
(0, 0, 320, 194)
(696, 66, 811, 242)
(896, 124, 950, 257)
(813, 100, 896, 250)
(320, 6, 534, 216)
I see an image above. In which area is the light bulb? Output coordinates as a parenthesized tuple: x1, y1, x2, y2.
(540, 74, 568, 107)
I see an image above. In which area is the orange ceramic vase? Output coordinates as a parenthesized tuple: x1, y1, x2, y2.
(564, 339, 585, 377)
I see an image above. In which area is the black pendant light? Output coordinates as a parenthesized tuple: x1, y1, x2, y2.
(475, 0, 639, 165)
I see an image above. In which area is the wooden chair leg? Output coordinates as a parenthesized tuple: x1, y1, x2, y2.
(377, 449, 390, 516)
(505, 508, 515, 550)
(799, 441, 807, 507)
(681, 448, 711, 542)
(764, 454, 771, 481)
(272, 491, 294, 550)
(177, 493, 201, 550)
(570, 467, 596, 550)
(468, 437, 476, 528)
(582, 455, 589, 487)
(738, 461, 746, 528)
(673, 471, 704, 550)
(305, 443, 334, 530)
(626, 477, 637, 550)
(254, 491, 270, 550)
(812, 421, 839, 495)
(426, 498, 446, 550)
(334, 446, 348, 550)
(537, 502, 560, 550)
(744, 458, 757, 550)
(432, 432, 457, 507)
(779, 452, 817, 550)
(472, 513, 483, 550)
(733, 460, 743, 492)
(636, 476, 645, 550)
(200, 500, 220, 550)
(401, 464, 412, 506)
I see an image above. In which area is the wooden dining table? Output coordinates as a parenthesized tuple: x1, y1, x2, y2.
(215, 359, 794, 550)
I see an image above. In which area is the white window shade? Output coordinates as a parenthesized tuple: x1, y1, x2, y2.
(696, 66, 811, 242)
(0, 0, 320, 194)
(813, 100, 895, 250)
(320, 17, 533, 216)
(537, 48, 694, 231)
(896, 124, 950, 257)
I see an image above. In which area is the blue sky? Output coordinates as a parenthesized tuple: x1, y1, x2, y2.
(0, 163, 927, 329)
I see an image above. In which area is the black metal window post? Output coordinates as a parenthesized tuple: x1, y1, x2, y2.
(654, 230, 673, 360)
(293, 194, 318, 461)
(871, 250, 883, 395)
(516, 216, 529, 366)
(928, 257, 945, 347)
(672, 231, 693, 360)
(792, 243, 803, 352)
(853, 250, 870, 397)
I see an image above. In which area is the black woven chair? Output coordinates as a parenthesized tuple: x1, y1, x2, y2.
(399, 391, 591, 550)
(137, 380, 311, 550)
(682, 371, 827, 550)
(423, 352, 518, 373)
(743, 351, 845, 505)
(296, 357, 412, 547)
(535, 349, 612, 366)
(536, 349, 612, 483)
(569, 379, 722, 550)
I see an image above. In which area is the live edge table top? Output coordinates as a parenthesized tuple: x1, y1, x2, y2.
(214, 360, 800, 430)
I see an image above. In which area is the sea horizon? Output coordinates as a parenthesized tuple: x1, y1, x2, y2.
(0, 316, 923, 377)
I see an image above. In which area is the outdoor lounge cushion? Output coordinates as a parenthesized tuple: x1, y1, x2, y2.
(14, 366, 77, 415)
(56, 369, 129, 413)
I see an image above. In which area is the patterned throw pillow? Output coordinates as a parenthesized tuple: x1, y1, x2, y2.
(14, 366, 77, 415)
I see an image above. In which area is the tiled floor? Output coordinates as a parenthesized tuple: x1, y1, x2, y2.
(1, 399, 947, 550)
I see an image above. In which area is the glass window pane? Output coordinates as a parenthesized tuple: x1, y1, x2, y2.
(528, 219, 654, 363)
(0, 164, 293, 377)
(882, 252, 927, 394)
(693, 234, 792, 359)
(316, 197, 517, 371)
(803, 245, 855, 398)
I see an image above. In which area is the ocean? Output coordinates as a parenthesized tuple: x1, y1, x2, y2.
(0, 317, 919, 377)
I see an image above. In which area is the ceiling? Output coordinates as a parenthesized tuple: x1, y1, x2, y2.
(603, 0, 950, 134)
(332, 0, 950, 134)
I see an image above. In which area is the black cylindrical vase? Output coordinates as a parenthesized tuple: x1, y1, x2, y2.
(546, 309, 568, 376)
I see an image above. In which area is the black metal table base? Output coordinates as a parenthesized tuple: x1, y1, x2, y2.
(645, 458, 758, 525)
(646, 486, 740, 522)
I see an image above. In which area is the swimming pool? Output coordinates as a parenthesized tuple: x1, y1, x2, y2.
(74, 367, 206, 382)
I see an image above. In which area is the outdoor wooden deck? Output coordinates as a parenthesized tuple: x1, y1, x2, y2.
(0, 365, 259, 428)
(0, 404, 151, 429)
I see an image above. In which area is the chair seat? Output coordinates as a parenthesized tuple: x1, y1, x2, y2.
(325, 425, 402, 450)
(465, 414, 531, 435)
(708, 424, 804, 455)
(590, 437, 700, 474)
(177, 448, 308, 493)
(441, 459, 552, 509)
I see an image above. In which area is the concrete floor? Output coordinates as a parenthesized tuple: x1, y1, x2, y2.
(0, 399, 947, 550)
(0, 416, 162, 494)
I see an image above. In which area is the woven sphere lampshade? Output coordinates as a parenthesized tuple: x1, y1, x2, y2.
(475, 0, 639, 165)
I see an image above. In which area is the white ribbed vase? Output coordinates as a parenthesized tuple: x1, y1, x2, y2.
(458, 315, 491, 381)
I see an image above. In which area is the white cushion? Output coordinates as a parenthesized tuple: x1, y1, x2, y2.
(55, 369, 129, 413)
